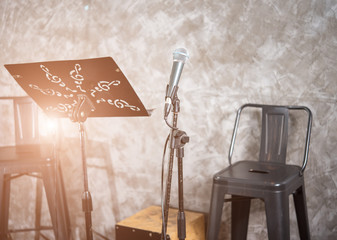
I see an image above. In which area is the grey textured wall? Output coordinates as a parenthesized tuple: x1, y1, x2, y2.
(0, 0, 336, 239)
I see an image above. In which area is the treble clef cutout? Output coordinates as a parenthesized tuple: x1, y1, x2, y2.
(40, 64, 77, 92)
(90, 80, 121, 97)
(70, 63, 86, 93)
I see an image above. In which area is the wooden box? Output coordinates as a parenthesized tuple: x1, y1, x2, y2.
(115, 205, 205, 240)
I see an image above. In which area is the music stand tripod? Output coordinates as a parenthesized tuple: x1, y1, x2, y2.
(5, 57, 150, 240)
(162, 86, 189, 240)
(69, 94, 95, 240)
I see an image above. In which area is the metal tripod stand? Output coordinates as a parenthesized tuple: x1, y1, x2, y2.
(70, 95, 95, 240)
(162, 87, 189, 240)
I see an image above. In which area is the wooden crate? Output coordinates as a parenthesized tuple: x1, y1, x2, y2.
(116, 205, 205, 240)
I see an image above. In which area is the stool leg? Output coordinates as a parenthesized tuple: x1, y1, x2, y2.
(35, 178, 43, 240)
(293, 185, 310, 240)
(0, 171, 6, 239)
(0, 174, 11, 240)
(231, 195, 250, 240)
(42, 163, 69, 240)
(264, 192, 290, 240)
(42, 164, 57, 238)
(56, 164, 71, 236)
(207, 182, 226, 240)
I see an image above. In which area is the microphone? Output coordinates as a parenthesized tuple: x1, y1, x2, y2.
(164, 48, 189, 118)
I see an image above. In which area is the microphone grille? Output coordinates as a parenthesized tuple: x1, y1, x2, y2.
(173, 48, 189, 63)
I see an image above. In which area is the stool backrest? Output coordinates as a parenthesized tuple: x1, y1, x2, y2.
(228, 103, 312, 175)
(13, 97, 40, 148)
(259, 106, 289, 164)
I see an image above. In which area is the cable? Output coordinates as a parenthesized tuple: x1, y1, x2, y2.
(164, 116, 178, 130)
(161, 133, 170, 240)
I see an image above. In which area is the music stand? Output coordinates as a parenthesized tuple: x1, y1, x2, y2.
(5, 57, 150, 240)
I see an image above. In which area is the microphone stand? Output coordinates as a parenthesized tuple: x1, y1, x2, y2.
(175, 129, 189, 240)
(162, 87, 189, 240)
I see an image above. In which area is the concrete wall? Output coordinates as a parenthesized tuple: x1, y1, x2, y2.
(0, 0, 336, 239)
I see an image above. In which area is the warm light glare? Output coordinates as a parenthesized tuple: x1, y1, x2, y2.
(45, 118, 58, 135)
(39, 113, 58, 137)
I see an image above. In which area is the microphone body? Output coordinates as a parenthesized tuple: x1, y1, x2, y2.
(164, 48, 189, 118)
(166, 60, 185, 100)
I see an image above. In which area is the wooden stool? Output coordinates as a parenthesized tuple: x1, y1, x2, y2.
(116, 205, 205, 240)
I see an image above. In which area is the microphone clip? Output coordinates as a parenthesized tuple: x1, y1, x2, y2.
(164, 85, 179, 117)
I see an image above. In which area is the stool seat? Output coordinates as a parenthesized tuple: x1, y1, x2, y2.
(0, 145, 52, 162)
(214, 160, 301, 191)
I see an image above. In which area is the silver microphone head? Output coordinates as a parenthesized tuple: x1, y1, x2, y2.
(173, 48, 189, 63)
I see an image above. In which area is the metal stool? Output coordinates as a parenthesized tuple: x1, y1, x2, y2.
(207, 104, 312, 240)
(0, 96, 71, 239)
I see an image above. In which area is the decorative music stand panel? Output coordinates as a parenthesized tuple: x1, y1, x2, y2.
(5, 57, 149, 118)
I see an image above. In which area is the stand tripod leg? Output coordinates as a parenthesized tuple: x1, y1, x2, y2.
(79, 123, 93, 240)
(161, 146, 175, 240)
(83, 191, 93, 240)
(177, 152, 186, 240)
(162, 112, 179, 240)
